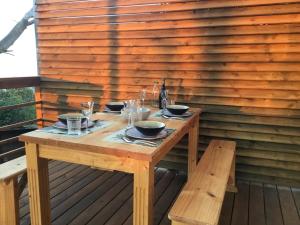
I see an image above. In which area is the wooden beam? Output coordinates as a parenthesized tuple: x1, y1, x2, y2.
(0, 101, 41, 111)
(0, 76, 40, 89)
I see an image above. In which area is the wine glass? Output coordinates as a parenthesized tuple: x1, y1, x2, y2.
(140, 89, 146, 109)
(152, 81, 159, 107)
(81, 101, 94, 133)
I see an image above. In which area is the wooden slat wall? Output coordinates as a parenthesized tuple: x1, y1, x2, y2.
(35, 0, 300, 186)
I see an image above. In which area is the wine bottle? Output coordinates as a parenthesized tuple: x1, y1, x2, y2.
(159, 79, 167, 109)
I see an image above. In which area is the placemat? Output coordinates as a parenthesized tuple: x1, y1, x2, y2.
(36, 120, 113, 138)
(104, 127, 175, 147)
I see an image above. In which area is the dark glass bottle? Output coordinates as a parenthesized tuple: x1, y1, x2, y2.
(159, 79, 167, 109)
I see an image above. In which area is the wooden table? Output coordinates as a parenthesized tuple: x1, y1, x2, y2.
(20, 108, 201, 225)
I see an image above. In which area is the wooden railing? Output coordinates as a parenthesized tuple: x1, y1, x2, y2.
(0, 76, 41, 162)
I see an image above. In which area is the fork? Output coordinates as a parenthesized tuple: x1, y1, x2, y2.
(161, 114, 184, 120)
(122, 136, 158, 147)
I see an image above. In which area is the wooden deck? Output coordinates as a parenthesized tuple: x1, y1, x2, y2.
(19, 161, 300, 225)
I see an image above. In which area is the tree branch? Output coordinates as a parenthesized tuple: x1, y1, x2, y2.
(0, 7, 35, 54)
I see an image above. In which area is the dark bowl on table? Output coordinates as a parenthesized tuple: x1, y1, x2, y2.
(166, 105, 189, 115)
(106, 102, 125, 111)
(134, 121, 165, 136)
(58, 113, 87, 125)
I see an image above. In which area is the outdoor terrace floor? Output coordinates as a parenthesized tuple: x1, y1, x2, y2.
(19, 161, 300, 225)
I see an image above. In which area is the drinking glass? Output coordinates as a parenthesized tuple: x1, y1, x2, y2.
(140, 89, 146, 108)
(81, 101, 94, 133)
(126, 100, 137, 128)
(67, 117, 82, 135)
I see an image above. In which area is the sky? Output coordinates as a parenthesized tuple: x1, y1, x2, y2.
(0, 0, 38, 78)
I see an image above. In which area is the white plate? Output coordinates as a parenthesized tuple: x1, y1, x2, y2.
(103, 107, 121, 113)
(125, 127, 168, 140)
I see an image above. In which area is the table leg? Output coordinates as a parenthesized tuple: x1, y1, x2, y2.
(133, 161, 154, 225)
(188, 115, 199, 179)
(26, 143, 51, 225)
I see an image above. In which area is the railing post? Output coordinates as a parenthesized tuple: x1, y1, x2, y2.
(35, 86, 43, 128)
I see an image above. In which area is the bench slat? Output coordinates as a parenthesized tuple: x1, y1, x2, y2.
(169, 140, 236, 225)
(0, 156, 27, 181)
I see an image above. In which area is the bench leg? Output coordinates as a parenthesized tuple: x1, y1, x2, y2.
(0, 178, 19, 225)
(188, 114, 199, 180)
(226, 157, 238, 193)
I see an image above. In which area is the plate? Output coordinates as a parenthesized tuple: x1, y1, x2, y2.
(125, 127, 168, 140)
(163, 110, 193, 118)
(103, 107, 121, 113)
(53, 121, 95, 130)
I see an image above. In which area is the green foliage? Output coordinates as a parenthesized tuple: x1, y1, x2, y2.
(0, 88, 36, 126)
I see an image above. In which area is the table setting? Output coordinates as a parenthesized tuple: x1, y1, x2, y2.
(36, 82, 194, 147)
(19, 80, 201, 225)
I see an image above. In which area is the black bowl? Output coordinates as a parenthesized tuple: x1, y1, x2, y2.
(58, 113, 87, 125)
(166, 105, 189, 115)
(106, 102, 124, 111)
(134, 121, 165, 136)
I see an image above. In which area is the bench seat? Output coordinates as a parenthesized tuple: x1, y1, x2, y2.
(0, 156, 26, 182)
(168, 140, 236, 225)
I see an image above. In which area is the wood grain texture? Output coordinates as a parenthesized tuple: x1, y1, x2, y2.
(35, 0, 300, 186)
(25, 143, 51, 225)
(0, 178, 19, 225)
(168, 140, 236, 225)
(0, 156, 26, 181)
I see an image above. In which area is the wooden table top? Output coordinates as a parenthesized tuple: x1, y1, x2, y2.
(20, 108, 201, 162)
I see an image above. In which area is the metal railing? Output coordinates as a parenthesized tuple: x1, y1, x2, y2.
(0, 76, 41, 162)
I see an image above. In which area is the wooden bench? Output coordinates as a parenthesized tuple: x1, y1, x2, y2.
(0, 156, 27, 225)
(168, 140, 236, 225)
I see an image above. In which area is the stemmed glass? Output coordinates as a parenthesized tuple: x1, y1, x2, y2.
(81, 101, 94, 133)
(140, 89, 146, 109)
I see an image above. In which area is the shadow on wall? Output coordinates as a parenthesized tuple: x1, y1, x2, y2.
(40, 77, 104, 122)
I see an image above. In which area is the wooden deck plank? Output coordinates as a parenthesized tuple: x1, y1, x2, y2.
(19, 165, 94, 218)
(122, 170, 185, 225)
(50, 171, 117, 222)
(87, 176, 134, 225)
(291, 187, 300, 218)
(231, 181, 249, 225)
(56, 172, 130, 225)
(153, 172, 186, 225)
(219, 192, 235, 225)
(249, 182, 266, 225)
(20, 169, 106, 225)
(20, 164, 89, 209)
(104, 169, 167, 225)
(277, 186, 300, 225)
(18, 163, 300, 225)
(264, 184, 284, 225)
(19, 160, 67, 200)
(123, 171, 186, 225)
